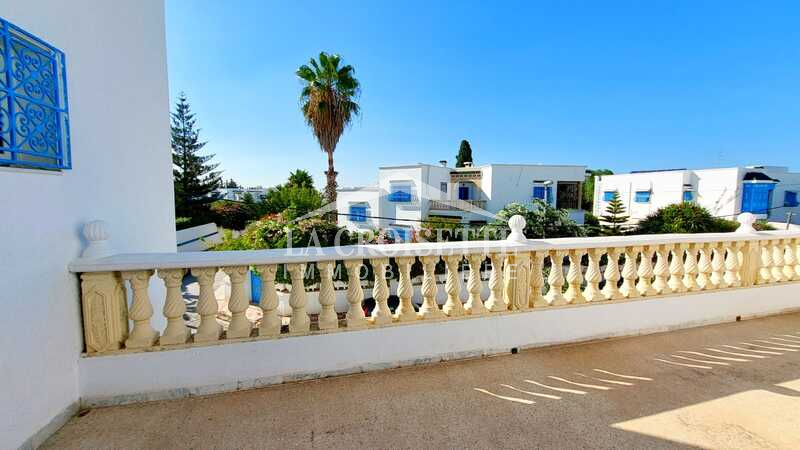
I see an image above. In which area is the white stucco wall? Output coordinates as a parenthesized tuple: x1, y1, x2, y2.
(0, 1, 174, 448)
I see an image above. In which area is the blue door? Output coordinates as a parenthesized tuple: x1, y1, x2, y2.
(742, 183, 774, 214)
(458, 186, 470, 200)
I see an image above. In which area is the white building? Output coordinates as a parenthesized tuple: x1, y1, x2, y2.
(337, 162, 587, 240)
(593, 166, 800, 225)
(0, 1, 175, 447)
(216, 186, 268, 202)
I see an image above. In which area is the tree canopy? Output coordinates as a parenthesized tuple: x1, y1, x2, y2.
(483, 200, 585, 239)
(455, 139, 473, 167)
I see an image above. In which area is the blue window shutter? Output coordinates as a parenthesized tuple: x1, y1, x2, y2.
(533, 186, 546, 200)
(635, 191, 651, 203)
(603, 191, 615, 202)
(784, 191, 798, 207)
(349, 206, 367, 222)
(389, 184, 412, 202)
(683, 191, 694, 202)
(742, 183, 774, 213)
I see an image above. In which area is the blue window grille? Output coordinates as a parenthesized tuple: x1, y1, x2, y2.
(389, 184, 412, 202)
(458, 185, 470, 200)
(742, 183, 774, 214)
(783, 191, 798, 208)
(349, 205, 367, 222)
(0, 17, 70, 170)
(603, 191, 615, 202)
(683, 191, 694, 202)
(634, 191, 651, 203)
(533, 186, 546, 200)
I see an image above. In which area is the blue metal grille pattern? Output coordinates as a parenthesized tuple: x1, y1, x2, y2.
(0, 17, 70, 170)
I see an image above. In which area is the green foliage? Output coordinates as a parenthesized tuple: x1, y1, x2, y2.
(171, 93, 221, 218)
(635, 203, 739, 234)
(417, 216, 471, 242)
(483, 200, 586, 239)
(262, 185, 323, 220)
(600, 191, 630, 235)
(287, 169, 315, 189)
(175, 217, 193, 230)
(583, 212, 602, 237)
(455, 139, 473, 168)
(582, 169, 613, 210)
(210, 200, 254, 231)
(224, 179, 239, 188)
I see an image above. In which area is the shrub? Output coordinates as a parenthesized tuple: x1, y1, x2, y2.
(210, 200, 255, 231)
(634, 203, 755, 234)
(483, 200, 586, 239)
(175, 216, 193, 230)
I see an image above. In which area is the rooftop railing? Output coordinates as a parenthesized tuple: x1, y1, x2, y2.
(69, 214, 800, 355)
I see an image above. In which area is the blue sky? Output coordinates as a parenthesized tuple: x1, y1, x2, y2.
(166, 0, 800, 189)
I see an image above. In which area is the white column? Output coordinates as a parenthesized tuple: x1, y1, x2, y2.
(157, 268, 189, 345)
(255, 264, 282, 337)
(223, 266, 252, 339)
(757, 241, 773, 284)
(344, 260, 368, 329)
(370, 258, 393, 325)
(602, 247, 622, 300)
(287, 263, 311, 333)
(191, 267, 221, 342)
(443, 255, 466, 316)
(121, 270, 159, 349)
(485, 253, 508, 312)
(465, 254, 488, 315)
(394, 257, 417, 321)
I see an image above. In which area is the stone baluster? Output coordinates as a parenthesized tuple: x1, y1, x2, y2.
(667, 244, 686, 293)
(696, 244, 713, 290)
(255, 264, 282, 336)
(682, 244, 699, 291)
(286, 263, 310, 333)
(619, 247, 639, 299)
(344, 260, 368, 328)
(419, 255, 445, 318)
(394, 257, 417, 321)
(709, 244, 726, 288)
(486, 253, 508, 311)
(583, 249, 603, 302)
(652, 245, 671, 295)
(121, 270, 159, 349)
(371, 258, 393, 325)
(724, 242, 742, 287)
(771, 240, 785, 282)
(782, 239, 796, 282)
(636, 246, 656, 296)
(191, 267, 221, 342)
(544, 250, 566, 306)
(316, 262, 338, 331)
(602, 247, 622, 300)
(222, 266, 252, 339)
(157, 268, 189, 345)
(757, 240, 773, 284)
(529, 252, 548, 307)
(443, 255, 466, 316)
(504, 253, 531, 311)
(465, 254, 488, 315)
(792, 238, 800, 280)
(563, 250, 586, 304)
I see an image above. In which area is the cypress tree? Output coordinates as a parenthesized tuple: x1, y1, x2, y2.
(455, 139, 473, 167)
(171, 93, 222, 218)
(600, 191, 630, 235)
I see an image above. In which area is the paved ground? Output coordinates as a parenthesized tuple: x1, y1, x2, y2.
(45, 313, 800, 449)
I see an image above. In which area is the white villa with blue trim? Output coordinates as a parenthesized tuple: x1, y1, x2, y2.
(593, 166, 800, 226)
(337, 161, 587, 239)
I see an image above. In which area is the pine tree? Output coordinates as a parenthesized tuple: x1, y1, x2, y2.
(171, 93, 221, 218)
(224, 179, 239, 188)
(600, 191, 630, 236)
(455, 139, 473, 167)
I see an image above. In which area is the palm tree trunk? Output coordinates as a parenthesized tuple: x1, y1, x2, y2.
(324, 149, 338, 220)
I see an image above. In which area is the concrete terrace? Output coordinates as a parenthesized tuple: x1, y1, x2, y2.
(45, 312, 800, 449)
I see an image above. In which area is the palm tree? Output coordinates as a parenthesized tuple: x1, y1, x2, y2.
(297, 52, 360, 209)
(287, 169, 315, 189)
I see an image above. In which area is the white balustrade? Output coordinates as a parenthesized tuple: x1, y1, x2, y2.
(71, 215, 800, 355)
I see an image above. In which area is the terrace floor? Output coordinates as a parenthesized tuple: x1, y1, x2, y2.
(45, 313, 800, 449)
